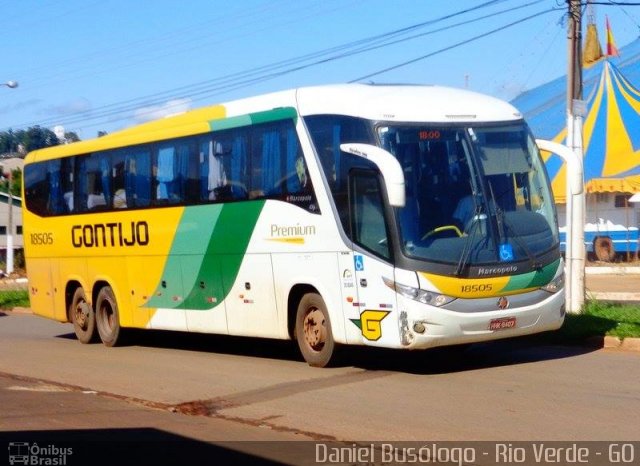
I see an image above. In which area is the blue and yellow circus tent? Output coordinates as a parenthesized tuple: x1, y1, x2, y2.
(512, 27, 640, 203)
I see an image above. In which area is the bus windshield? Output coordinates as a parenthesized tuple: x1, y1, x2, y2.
(378, 123, 558, 268)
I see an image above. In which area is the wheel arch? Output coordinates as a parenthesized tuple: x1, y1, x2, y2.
(287, 283, 319, 339)
(65, 279, 88, 321)
(286, 282, 347, 344)
(92, 279, 112, 309)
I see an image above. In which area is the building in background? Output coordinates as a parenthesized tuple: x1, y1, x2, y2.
(0, 157, 23, 271)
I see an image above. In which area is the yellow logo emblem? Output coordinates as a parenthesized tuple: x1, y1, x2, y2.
(350, 310, 390, 341)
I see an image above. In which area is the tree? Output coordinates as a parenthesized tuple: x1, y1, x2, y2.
(64, 131, 80, 143)
(0, 168, 21, 197)
(0, 130, 17, 154)
(22, 126, 60, 151)
(0, 126, 63, 155)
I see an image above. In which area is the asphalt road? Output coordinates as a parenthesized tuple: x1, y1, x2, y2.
(1, 311, 639, 464)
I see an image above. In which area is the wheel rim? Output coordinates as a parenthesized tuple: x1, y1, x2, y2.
(303, 307, 326, 352)
(74, 300, 89, 330)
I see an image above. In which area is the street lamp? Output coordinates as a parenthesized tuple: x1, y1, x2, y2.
(2, 80, 18, 275)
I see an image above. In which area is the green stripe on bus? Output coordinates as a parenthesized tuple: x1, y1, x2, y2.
(145, 205, 221, 309)
(208, 107, 297, 132)
(182, 200, 265, 310)
(145, 201, 265, 311)
(502, 258, 560, 292)
(249, 107, 297, 125)
(209, 115, 252, 132)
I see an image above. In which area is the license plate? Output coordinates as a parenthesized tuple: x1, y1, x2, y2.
(489, 317, 516, 330)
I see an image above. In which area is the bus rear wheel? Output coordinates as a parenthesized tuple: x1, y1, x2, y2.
(295, 293, 335, 367)
(95, 286, 123, 347)
(70, 287, 97, 344)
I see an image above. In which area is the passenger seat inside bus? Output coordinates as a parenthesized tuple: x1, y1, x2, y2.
(87, 193, 106, 209)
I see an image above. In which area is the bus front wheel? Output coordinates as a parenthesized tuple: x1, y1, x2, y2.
(70, 287, 97, 344)
(295, 293, 335, 367)
(95, 286, 123, 347)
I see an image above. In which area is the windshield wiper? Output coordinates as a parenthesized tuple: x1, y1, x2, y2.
(487, 181, 542, 271)
(454, 201, 483, 276)
(502, 219, 543, 272)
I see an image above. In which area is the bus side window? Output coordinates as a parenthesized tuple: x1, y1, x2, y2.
(284, 126, 310, 194)
(125, 147, 151, 208)
(199, 132, 249, 203)
(61, 158, 74, 212)
(24, 163, 49, 216)
(77, 153, 107, 211)
(251, 121, 303, 199)
(178, 140, 199, 204)
(155, 145, 177, 204)
(201, 139, 229, 201)
(226, 134, 248, 200)
(111, 152, 127, 209)
(251, 125, 283, 199)
(46, 160, 65, 215)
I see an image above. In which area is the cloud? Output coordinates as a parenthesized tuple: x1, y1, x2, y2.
(43, 97, 92, 116)
(133, 98, 192, 123)
(0, 98, 43, 115)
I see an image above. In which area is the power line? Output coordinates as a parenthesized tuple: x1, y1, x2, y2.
(349, 8, 560, 82)
(10, 1, 548, 132)
(587, 1, 640, 5)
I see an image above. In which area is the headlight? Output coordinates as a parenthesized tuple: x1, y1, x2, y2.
(383, 277, 455, 307)
(541, 273, 565, 293)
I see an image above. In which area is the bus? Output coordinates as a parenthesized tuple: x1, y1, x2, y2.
(23, 84, 565, 367)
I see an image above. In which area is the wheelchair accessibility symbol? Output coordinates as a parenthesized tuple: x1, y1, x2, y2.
(354, 255, 364, 271)
(499, 243, 514, 262)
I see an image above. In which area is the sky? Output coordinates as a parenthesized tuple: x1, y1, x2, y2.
(2, 0, 640, 141)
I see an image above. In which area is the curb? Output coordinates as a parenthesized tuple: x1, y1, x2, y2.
(620, 338, 640, 352)
(585, 335, 640, 353)
(604, 336, 640, 352)
(588, 291, 640, 302)
(585, 266, 640, 275)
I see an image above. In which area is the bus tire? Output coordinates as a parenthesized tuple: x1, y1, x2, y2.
(295, 293, 335, 367)
(70, 287, 97, 344)
(95, 286, 123, 347)
(594, 236, 615, 262)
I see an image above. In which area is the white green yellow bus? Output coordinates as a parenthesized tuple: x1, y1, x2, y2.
(23, 84, 565, 367)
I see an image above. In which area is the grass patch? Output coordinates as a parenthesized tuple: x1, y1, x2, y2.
(0, 289, 30, 309)
(557, 301, 640, 341)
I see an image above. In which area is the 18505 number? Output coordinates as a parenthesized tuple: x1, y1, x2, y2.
(30, 232, 53, 245)
(461, 284, 493, 293)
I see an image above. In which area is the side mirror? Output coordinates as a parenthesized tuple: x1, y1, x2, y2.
(340, 143, 406, 207)
(535, 139, 583, 195)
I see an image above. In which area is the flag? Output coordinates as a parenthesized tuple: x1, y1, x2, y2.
(606, 15, 620, 57)
(583, 22, 604, 67)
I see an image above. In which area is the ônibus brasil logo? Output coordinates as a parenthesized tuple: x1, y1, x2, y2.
(8, 442, 73, 465)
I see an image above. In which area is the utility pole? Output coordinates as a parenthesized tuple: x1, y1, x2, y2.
(1, 80, 17, 276)
(567, 0, 583, 108)
(6, 169, 13, 275)
(565, 0, 586, 313)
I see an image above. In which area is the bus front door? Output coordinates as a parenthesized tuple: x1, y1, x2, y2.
(349, 171, 399, 347)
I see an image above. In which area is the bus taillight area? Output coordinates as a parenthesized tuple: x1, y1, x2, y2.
(395, 286, 565, 350)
